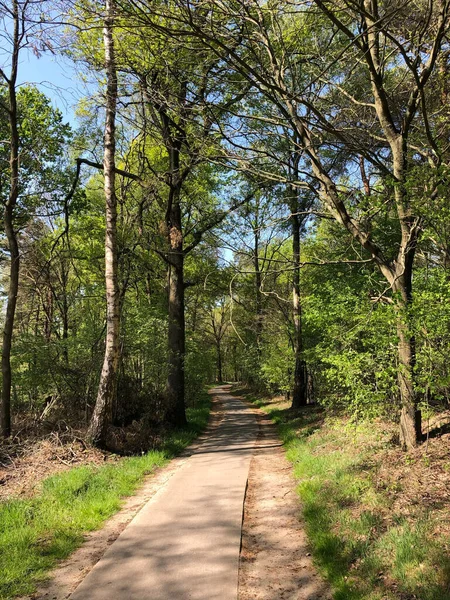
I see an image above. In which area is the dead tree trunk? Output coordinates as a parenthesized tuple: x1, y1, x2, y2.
(87, 0, 120, 446)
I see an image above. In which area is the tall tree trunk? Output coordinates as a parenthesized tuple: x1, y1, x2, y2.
(166, 238, 187, 426)
(216, 341, 223, 383)
(254, 222, 263, 352)
(365, 0, 421, 448)
(291, 205, 307, 408)
(390, 134, 421, 449)
(87, 0, 120, 446)
(1, 208, 19, 438)
(1, 0, 20, 438)
(164, 114, 187, 426)
(393, 262, 421, 449)
(61, 258, 69, 366)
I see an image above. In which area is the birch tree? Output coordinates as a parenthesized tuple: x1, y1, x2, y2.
(87, 0, 120, 445)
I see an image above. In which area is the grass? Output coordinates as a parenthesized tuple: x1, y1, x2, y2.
(0, 391, 211, 600)
(245, 392, 450, 600)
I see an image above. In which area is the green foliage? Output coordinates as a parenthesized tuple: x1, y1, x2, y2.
(260, 337, 293, 394)
(413, 270, 450, 405)
(0, 85, 72, 216)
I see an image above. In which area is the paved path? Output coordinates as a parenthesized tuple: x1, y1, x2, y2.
(70, 386, 258, 600)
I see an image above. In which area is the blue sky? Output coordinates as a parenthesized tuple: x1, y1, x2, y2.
(16, 49, 85, 126)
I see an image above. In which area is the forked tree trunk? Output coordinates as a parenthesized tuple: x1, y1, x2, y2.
(87, 0, 120, 446)
(1, 0, 20, 438)
(291, 207, 308, 408)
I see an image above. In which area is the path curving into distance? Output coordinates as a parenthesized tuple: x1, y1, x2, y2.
(69, 385, 258, 600)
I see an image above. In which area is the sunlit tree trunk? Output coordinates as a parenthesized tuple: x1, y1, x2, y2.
(88, 0, 120, 446)
(390, 144, 421, 448)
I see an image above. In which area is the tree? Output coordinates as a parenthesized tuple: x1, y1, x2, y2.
(0, 0, 20, 436)
(161, 0, 450, 447)
(0, 0, 72, 436)
(86, 0, 120, 446)
(106, 10, 251, 424)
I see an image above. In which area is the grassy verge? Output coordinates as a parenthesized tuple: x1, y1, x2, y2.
(0, 391, 211, 600)
(243, 390, 450, 600)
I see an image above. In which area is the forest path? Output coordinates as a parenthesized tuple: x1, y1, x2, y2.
(69, 385, 258, 600)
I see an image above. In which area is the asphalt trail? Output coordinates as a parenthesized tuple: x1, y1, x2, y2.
(69, 386, 257, 600)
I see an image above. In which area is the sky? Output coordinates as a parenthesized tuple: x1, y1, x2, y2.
(16, 49, 84, 126)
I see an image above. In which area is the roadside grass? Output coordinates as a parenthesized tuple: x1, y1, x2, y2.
(245, 392, 450, 600)
(0, 391, 211, 600)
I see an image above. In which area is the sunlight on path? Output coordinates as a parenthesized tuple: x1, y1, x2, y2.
(69, 386, 257, 600)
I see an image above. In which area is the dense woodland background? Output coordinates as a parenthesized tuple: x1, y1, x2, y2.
(1, 0, 450, 451)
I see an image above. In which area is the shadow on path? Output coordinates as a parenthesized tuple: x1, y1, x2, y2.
(69, 386, 258, 600)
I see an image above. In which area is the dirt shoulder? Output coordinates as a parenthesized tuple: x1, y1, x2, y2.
(241, 392, 450, 600)
(238, 398, 332, 600)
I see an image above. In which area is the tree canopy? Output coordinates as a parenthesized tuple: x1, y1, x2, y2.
(0, 0, 449, 450)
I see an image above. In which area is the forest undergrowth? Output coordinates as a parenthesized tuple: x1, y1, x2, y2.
(238, 388, 450, 600)
(0, 390, 211, 600)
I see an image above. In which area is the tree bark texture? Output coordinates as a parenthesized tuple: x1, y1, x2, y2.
(166, 221, 187, 426)
(88, 0, 120, 446)
(393, 268, 421, 449)
(253, 212, 263, 353)
(1, 0, 20, 438)
(291, 204, 308, 408)
(1, 207, 19, 438)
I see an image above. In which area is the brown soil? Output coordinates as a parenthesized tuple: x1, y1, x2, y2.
(369, 411, 450, 535)
(0, 428, 113, 501)
(238, 403, 332, 600)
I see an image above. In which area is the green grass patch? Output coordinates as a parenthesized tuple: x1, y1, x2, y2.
(0, 391, 211, 600)
(245, 393, 450, 600)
